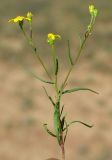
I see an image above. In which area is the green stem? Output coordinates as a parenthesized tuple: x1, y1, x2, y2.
(74, 37, 87, 65)
(52, 45, 56, 71)
(62, 35, 88, 90)
(29, 22, 33, 39)
(21, 28, 52, 80)
(52, 45, 58, 95)
(62, 13, 97, 91)
(34, 50, 52, 80)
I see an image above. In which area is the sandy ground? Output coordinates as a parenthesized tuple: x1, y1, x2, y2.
(0, 57, 112, 160)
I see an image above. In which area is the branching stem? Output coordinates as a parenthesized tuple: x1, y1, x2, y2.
(62, 35, 88, 90)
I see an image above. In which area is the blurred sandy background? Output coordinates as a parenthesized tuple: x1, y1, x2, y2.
(0, 0, 112, 160)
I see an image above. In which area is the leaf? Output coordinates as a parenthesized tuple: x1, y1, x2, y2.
(43, 87, 55, 107)
(60, 105, 64, 117)
(62, 87, 99, 95)
(43, 124, 56, 137)
(64, 120, 68, 143)
(61, 116, 65, 131)
(22, 65, 54, 84)
(55, 57, 59, 75)
(67, 40, 74, 66)
(63, 120, 93, 131)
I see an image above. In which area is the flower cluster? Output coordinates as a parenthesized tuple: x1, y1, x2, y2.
(89, 5, 98, 17)
(26, 12, 33, 23)
(87, 5, 98, 34)
(8, 16, 25, 23)
(8, 12, 33, 23)
(47, 33, 61, 46)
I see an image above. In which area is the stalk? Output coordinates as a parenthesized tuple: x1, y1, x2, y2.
(54, 71, 65, 160)
(60, 132, 65, 160)
(62, 33, 88, 90)
(61, 143, 65, 160)
(21, 28, 52, 80)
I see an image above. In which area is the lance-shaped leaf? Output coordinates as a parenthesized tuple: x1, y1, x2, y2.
(63, 120, 93, 131)
(62, 87, 99, 95)
(43, 124, 56, 137)
(61, 116, 65, 131)
(64, 120, 68, 143)
(55, 57, 59, 75)
(60, 105, 64, 117)
(67, 40, 74, 66)
(43, 87, 55, 107)
(22, 65, 54, 84)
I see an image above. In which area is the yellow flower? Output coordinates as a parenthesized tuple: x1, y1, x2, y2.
(89, 5, 98, 17)
(26, 12, 33, 22)
(93, 9, 98, 17)
(27, 12, 33, 18)
(8, 16, 25, 23)
(89, 5, 94, 14)
(47, 33, 61, 45)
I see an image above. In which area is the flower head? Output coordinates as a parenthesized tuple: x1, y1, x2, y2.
(89, 5, 98, 17)
(47, 33, 61, 45)
(8, 12, 33, 29)
(8, 16, 25, 23)
(87, 5, 98, 35)
(26, 12, 33, 23)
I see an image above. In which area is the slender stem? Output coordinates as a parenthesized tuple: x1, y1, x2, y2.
(62, 36, 87, 90)
(73, 37, 86, 65)
(53, 69, 65, 160)
(29, 22, 33, 39)
(55, 74, 58, 94)
(21, 28, 52, 80)
(52, 45, 56, 71)
(60, 131, 65, 160)
(61, 143, 65, 160)
(62, 66, 72, 90)
(34, 50, 52, 80)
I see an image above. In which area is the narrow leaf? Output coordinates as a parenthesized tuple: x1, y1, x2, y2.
(67, 40, 74, 66)
(64, 120, 68, 143)
(43, 87, 55, 107)
(55, 57, 59, 75)
(62, 87, 99, 95)
(61, 116, 65, 130)
(63, 120, 93, 131)
(43, 124, 56, 137)
(60, 105, 64, 117)
(22, 65, 54, 84)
